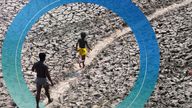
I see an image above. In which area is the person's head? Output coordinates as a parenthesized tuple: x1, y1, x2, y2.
(39, 53, 46, 61)
(81, 32, 86, 40)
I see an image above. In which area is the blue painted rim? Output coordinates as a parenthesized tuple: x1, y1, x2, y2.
(2, 0, 160, 108)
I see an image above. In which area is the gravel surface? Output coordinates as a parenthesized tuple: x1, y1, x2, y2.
(47, 33, 139, 107)
(1, 0, 192, 108)
(145, 2, 192, 108)
(132, 0, 185, 15)
(0, 0, 29, 107)
(22, 2, 126, 94)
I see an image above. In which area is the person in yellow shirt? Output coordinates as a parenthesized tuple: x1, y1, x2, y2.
(76, 32, 91, 68)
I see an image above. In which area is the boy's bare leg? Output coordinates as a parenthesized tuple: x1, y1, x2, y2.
(44, 85, 52, 103)
(36, 85, 42, 108)
(82, 56, 86, 68)
(78, 56, 82, 68)
(79, 57, 81, 68)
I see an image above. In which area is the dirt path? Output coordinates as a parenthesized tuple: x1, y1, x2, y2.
(45, 27, 131, 107)
(45, 0, 192, 106)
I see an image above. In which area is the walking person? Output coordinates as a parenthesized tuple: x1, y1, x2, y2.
(76, 32, 92, 68)
(32, 53, 53, 108)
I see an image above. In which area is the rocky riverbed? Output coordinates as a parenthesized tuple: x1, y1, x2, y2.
(0, 0, 192, 108)
(145, 2, 192, 108)
(22, 2, 127, 94)
(132, 0, 185, 15)
(0, 1, 29, 107)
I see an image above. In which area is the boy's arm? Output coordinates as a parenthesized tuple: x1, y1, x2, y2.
(45, 68, 54, 86)
(76, 40, 79, 51)
(32, 63, 35, 72)
(86, 41, 92, 50)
